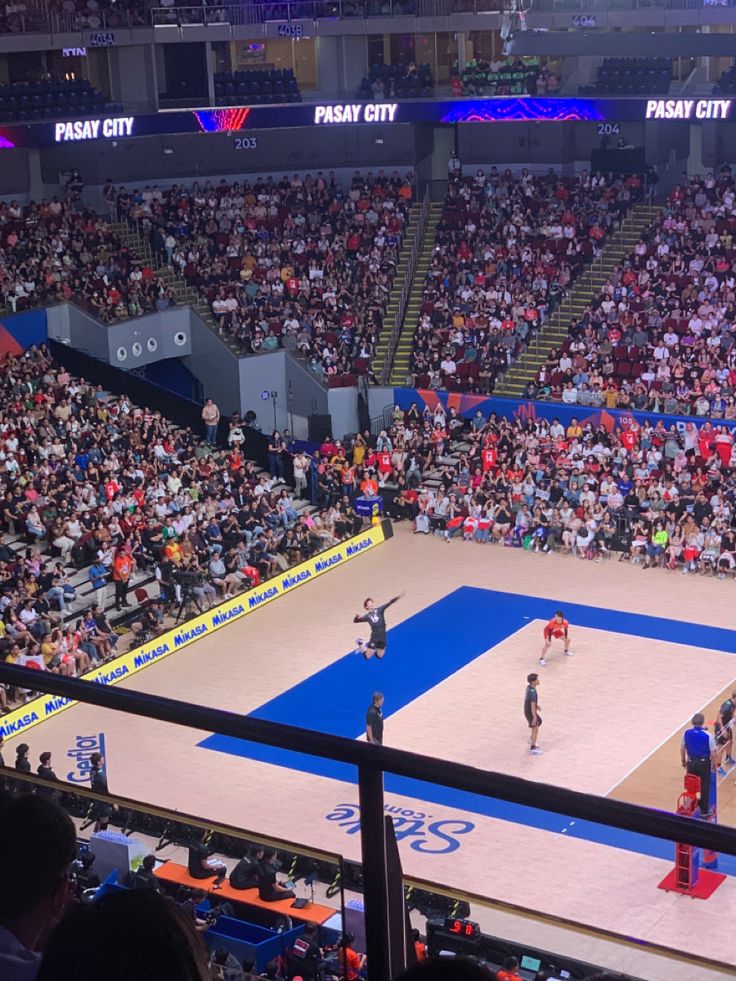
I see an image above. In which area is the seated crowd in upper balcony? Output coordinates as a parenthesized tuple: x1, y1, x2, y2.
(531, 171, 736, 418)
(408, 167, 644, 393)
(453, 57, 560, 98)
(117, 170, 414, 385)
(0, 191, 177, 319)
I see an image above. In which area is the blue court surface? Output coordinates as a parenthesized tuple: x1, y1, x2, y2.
(199, 586, 736, 873)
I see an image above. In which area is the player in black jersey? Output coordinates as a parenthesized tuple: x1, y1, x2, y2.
(352, 592, 404, 659)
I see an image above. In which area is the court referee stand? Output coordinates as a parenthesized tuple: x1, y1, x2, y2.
(681, 713, 718, 817)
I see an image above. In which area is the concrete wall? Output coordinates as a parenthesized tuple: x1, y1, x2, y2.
(239, 351, 288, 432)
(44, 302, 328, 424)
(315, 36, 340, 96)
(183, 309, 242, 417)
(285, 352, 329, 422)
(45, 303, 192, 367)
(368, 386, 395, 427)
(108, 45, 158, 112)
(0, 149, 31, 197)
(38, 124, 416, 186)
(328, 386, 359, 440)
(238, 350, 329, 434)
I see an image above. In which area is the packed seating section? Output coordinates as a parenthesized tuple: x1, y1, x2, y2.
(535, 173, 736, 417)
(0, 0, 146, 33)
(409, 168, 643, 394)
(0, 195, 176, 320)
(119, 171, 414, 386)
(0, 344, 364, 718)
(453, 58, 559, 97)
(375, 400, 736, 576)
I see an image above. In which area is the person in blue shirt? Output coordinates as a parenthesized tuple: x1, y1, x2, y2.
(88, 561, 109, 609)
(681, 713, 718, 816)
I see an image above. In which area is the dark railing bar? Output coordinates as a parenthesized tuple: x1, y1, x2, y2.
(2, 664, 735, 856)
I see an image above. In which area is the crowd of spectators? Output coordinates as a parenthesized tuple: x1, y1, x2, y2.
(534, 172, 736, 416)
(121, 170, 414, 384)
(409, 168, 644, 394)
(0, 344, 366, 717)
(0, 0, 146, 33)
(357, 400, 736, 578)
(151, 0, 424, 23)
(452, 58, 560, 98)
(0, 193, 178, 321)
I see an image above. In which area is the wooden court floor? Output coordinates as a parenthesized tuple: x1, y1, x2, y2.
(13, 527, 736, 977)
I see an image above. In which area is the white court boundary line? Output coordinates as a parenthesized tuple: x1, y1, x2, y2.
(604, 677, 736, 797)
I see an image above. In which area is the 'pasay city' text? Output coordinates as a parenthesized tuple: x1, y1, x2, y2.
(645, 99, 731, 120)
(314, 104, 398, 125)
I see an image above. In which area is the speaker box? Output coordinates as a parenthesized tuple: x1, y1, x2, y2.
(308, 414, 332, 443)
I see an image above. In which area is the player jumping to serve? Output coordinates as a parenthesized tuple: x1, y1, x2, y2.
(540, 610, 574, 666)
(353, 592, 405, 659)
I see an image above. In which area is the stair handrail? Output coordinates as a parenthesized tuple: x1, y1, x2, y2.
(380, 189, 430, 386)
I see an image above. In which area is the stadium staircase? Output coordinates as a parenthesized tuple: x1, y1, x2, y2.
(373, 201, 443, 386)
(494, 202, 660, 399)
(115, 202, 418, 365)
(111, 220, 237, 350)
(371, 201, 422, 381)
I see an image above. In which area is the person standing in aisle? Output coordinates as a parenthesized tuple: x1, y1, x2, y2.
(447, 149, 462, 182)
(112, 545, 134, 611)
(524, 674, 543, 756)
(201, 398, 220, 446)
(681, 713, 718, 816)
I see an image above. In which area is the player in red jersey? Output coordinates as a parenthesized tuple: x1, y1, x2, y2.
(540, 610, 574, 666)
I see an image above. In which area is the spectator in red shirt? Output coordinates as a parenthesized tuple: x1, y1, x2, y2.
(338, 933, 366, 980)
(495, 956, 524, 981)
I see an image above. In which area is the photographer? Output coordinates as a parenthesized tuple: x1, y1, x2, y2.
(156, 557, 178, 610)
(178, 559, 217, 612)
(129, 601, 165, 648)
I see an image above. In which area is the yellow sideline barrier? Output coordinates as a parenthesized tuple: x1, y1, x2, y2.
(0, 522, 388, 741)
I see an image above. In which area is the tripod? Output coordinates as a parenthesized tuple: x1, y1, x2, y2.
(175, 586, 203, 624)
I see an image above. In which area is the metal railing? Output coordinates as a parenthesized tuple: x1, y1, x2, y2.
(0, 0, 732, 35)
(380, 190, 429, 387)
(2, 661, 736, 981)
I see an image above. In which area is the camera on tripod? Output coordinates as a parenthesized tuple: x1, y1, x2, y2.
(173, 569, 204, 623)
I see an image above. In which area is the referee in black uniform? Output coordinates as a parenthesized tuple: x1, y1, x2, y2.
(366, 692, 384, 745)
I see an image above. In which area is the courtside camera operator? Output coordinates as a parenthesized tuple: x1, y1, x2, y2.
(174, 560, 216, 620)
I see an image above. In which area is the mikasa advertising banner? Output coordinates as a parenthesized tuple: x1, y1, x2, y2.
(0, 523, 388, 741)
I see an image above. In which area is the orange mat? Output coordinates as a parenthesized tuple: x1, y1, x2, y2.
(154, 862, 337, 924)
